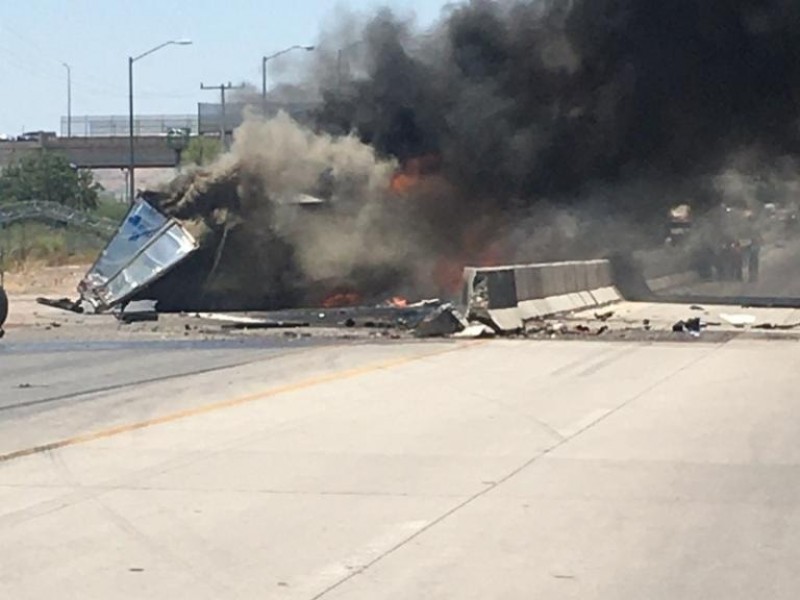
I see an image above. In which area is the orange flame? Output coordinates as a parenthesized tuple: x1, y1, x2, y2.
(390, 155, 441, 195)
(321, 291, 361, 308)
(386, 296, 408, 307)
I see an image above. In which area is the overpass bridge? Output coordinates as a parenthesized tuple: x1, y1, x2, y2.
(0, 136, 181, 169)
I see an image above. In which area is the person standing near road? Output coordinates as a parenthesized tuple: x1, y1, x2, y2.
(748, 232, 761, 283)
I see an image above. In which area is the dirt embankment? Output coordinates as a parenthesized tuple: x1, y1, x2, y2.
(2, 263, 88, 297)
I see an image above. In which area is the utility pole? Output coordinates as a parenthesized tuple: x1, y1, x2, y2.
(62, 63, 72, 137)
(201, 82, 244, 149)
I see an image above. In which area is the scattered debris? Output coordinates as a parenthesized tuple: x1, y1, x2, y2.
(594, 310, 615, 322)
(222, 320, 310, 330)
(414, 303, 466, 338)
(720, 313, 756, 327)
(752, 322, 800, 331)
(523, 320, 547, 335)
(643, 318, 651, 331)
(689, 305, 705, 311)
(672, 317, 702, 334)
(597, 325, 609, 335)
(575, 324, 591, 333)
(408, 298, 442, 308)
(116, 300, 159, 324)
(453, 324, 496, 339)
(362, 320, 396, 328)
(36, 297, 84, 314)
(17, 383, 32, 389)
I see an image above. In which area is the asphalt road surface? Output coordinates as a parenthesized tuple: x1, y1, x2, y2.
(2, 320, 800, 599)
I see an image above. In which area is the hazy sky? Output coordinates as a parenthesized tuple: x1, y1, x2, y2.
(0, 0, 451, 135)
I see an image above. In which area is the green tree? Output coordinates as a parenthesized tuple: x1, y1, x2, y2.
(181, 136, 223, 167)
(0, 151, 102, 210)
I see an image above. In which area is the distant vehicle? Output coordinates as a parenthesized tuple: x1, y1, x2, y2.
(0, 286, 7, 332)
(16, 130, 57, 142)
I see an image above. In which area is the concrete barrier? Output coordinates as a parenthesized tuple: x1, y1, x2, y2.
(608, 249, 702, 301)
(464, 260, 622, 331)
(633, 248, 701, 292)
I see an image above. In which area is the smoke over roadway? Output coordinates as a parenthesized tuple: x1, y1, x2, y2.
(146, 1, 800, 309)
(317, 1, 800, 205)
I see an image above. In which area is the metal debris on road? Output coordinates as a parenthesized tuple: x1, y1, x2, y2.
(672, 317, 703, 334)
(116, 300, 159, 324)
(36, 297, 84, 314)
(752, 322, 800, 331)
(452, 324, 496, 339)
(720, 313, 757, 327)
(413, 303, 467, 338)
(221, 321, 310, 330)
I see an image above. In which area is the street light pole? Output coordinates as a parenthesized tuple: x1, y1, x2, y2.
(62, 62, 72, 137)
(128, 39, 192, 204)
(261, 45, 315, 114)
(336, 41, 364, 93)
(128, 56, 134, 203)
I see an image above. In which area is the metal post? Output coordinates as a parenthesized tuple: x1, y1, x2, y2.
(201, 82, 244, 149)
(62, 63, 72, 137)
(261, 56, 267, 115)
(337, 49, 342, 93)
(337, 41, 364, 93)
(221, 84, 227, 147)
(127, 39, 192, 205)
(128, 56, 135, 204)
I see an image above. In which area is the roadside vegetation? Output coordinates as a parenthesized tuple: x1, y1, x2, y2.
(181, 136, 223, 167)
(0, 150, 125, 271)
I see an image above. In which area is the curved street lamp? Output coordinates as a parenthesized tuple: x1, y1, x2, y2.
(261, 45, 315, 108)
(128, 39, 192, 203)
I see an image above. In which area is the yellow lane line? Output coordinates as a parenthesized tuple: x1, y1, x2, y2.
(0, 342, 479, 464)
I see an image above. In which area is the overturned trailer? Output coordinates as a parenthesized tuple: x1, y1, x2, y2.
(46, 114, 454, 314)
(64, 174, 406, 313)
(77, 199, 199, 312)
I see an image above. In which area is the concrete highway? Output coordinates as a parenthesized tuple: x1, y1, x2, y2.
(2, 315, 800, 598)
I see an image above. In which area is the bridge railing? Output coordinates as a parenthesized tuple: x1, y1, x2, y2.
(0, 201, 120, 236)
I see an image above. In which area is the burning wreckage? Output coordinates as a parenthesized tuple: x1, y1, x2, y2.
(39, 116, 471, 336)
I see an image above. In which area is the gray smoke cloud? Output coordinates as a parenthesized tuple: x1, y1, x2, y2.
(309, 1, 800, 258)
(145, 0, 800, 309)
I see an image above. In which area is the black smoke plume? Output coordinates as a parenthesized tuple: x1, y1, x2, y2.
(315, 0, 800, 222)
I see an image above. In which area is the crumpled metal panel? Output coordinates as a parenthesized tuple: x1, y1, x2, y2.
(78, 200, 197, 311)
